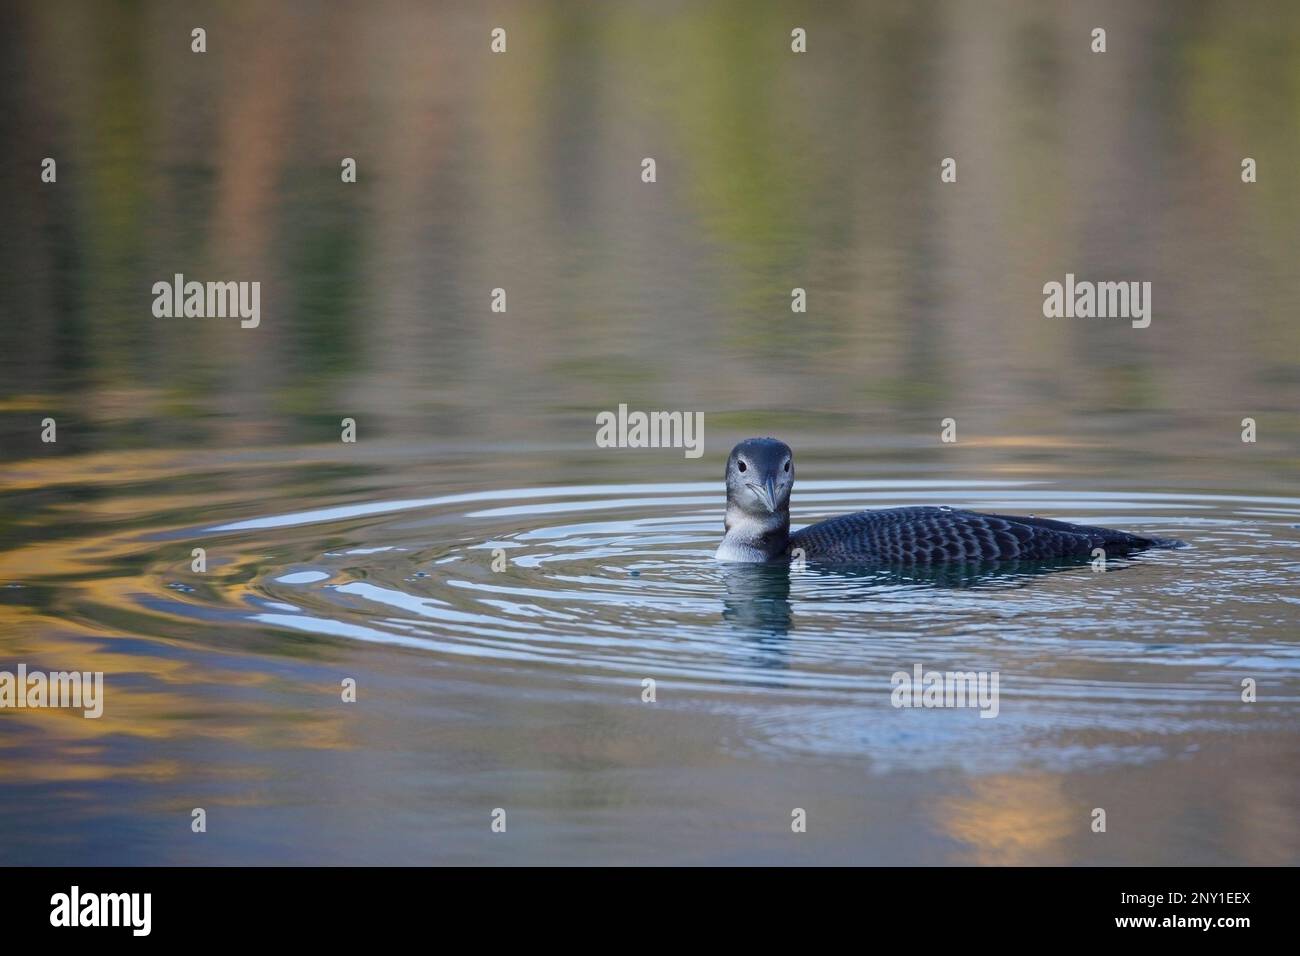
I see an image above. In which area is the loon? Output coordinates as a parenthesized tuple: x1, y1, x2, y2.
(715, 438, 1182, 564)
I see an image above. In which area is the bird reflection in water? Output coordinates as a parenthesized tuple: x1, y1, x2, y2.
(717, 553, 1138, 668)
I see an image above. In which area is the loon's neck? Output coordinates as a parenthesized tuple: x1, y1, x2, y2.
(716, 506, 790, 562)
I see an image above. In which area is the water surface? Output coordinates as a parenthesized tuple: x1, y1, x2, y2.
(2, 435, 1297, 864)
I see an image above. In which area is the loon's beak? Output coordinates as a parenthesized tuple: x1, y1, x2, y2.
(748, 477, 780, 513)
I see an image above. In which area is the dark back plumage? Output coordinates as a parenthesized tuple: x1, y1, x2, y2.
(789, 506, 1176, 564)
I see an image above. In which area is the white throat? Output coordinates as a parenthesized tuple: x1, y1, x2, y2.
(715, 510, 788, 562)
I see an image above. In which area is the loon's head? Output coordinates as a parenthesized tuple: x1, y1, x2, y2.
(716, 438, 794, 562)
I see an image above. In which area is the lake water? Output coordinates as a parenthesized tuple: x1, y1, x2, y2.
(1, 1, 1298, 865)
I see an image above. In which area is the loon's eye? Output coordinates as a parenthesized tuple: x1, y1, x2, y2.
(737, 460, 747, 473)
(783, 460, 790, 473)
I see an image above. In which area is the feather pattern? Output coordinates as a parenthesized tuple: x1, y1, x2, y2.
(789, 506, 1177, 564)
